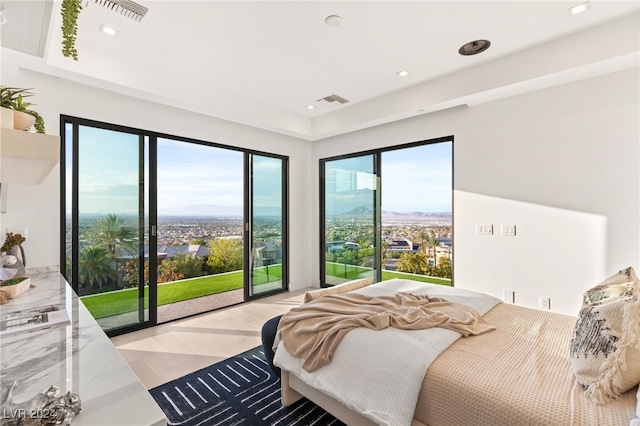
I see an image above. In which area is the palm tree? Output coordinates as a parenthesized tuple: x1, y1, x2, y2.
(78, 246, 115, 290)
(381, 240, 390, 270)
(416, 231, 427, 255)
(426, 231, 439, 265)
(87, 214, 137, 255)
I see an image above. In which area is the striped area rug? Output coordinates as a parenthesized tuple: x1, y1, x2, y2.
(149, 346, 346, 426)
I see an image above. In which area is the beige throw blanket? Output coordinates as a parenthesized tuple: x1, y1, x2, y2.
(277, 292, 495, 372)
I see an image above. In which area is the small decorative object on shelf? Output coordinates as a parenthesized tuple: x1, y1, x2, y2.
(1, 232, 26, 253)
(1, 232, 26, 268)
(0, 275, 32, 304)
(0, 232, 30, 304)
(0, 381, 81, 425)
(0, 87, 46, 134)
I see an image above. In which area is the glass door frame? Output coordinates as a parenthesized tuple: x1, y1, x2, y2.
(244, 152, 289, 300)
(61, 116, 290, 336)
(319, 151, 381, 286)
(319, 136, 454, 288)
(60, 117, 157, 335)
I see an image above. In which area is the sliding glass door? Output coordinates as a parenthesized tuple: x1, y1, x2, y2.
(62, 117, 288, 335)
(248, 154, 288, 296)
(321, 155, 378, 285)
(320, 138, 453, 287)
(380, 142, 453, 282)
(155, 138, 245, 323)
(64, 122, 151, 332)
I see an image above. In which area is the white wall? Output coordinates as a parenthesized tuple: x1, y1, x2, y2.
(1, 49, 314, 291)
(311, 68, 640, 315)
(3, 49, 639, 315)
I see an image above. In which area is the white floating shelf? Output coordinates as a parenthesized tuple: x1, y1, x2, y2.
(1, 128, 60, 185)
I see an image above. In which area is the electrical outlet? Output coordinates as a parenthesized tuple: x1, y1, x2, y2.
(501, 224, 516, 236)
(503, 290, 515, 303)
(539, 297, 551, 310)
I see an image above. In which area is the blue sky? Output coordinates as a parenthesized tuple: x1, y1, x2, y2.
(326, 142, 452, 215)
(156, 138, 243, 216)
(69, 126, 451, 215)
(381, 142, 452, 213)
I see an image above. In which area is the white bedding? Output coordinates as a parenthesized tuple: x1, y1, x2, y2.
(274, 278, 501, 426)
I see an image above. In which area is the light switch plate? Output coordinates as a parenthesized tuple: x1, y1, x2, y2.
(476, 224, 493, 235)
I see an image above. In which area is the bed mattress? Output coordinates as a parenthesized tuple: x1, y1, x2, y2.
(415, 302, 636, 426)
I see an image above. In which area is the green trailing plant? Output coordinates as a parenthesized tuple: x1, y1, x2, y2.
(61, 0, 82, 60)
(0, 87, 46, 134)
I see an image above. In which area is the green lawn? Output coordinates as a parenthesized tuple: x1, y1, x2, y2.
(82, 263, 449, 319)
(81, 266, 283, 319)
(381, 270, 451, 286)
(325, 262, 451, 286)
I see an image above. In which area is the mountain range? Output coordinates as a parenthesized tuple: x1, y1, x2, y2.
(330, 206, 451, 223)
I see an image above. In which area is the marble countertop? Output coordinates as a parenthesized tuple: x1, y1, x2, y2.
(0, 270, 166, 426)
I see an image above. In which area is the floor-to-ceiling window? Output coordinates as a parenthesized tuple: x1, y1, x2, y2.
(62, 117, 288, 335)
(320, 137, 452, 287)
(321, 155, 378, 285)
(248, 154, 288, 297)
(155, 138, 245, 323)
(63, 122, 151, 333)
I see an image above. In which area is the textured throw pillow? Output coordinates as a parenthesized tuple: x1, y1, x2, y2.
(570, 267, 640, 404)
(302, 277, 372, 303)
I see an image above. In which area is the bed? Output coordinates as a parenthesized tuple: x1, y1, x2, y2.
(273, 274, 640, 426)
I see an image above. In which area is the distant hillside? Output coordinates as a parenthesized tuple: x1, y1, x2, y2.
(382, 210, 451, 223)
(334, 206, 373, 217)
(159, 204, 242, 216)
(329, 206, 451, 223)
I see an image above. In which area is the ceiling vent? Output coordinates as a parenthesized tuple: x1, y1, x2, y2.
(89, 0, 149, 23)
(317, 94, 350, 106)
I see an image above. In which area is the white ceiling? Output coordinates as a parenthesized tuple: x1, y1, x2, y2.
(2, 1, 639, 141)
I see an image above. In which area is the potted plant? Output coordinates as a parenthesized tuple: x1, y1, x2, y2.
(0, 232, 30, 304)
(1, 232, 26, 267)
(0, 87, 46, 134)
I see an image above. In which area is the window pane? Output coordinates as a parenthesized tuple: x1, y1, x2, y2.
(250, 155, 286, 296)
(156, 139, 244, 322)
(76, 126, 148, 332)
(323, 155, 377, 285)
(381, 142, 452, 285)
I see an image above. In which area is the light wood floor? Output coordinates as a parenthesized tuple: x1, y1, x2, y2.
(110, 288, 308, 389)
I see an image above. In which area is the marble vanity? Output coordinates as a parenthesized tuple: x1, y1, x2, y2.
(0, 270, 166, 425)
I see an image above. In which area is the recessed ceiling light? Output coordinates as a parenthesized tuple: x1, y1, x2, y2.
(99, 24, 118, 36)
(458, 39, 491, 56)
(306, 105, 315, 110)
(325, 15, 342, 27)
(569, 1, 590, 16)
(396, 70, 409, 77)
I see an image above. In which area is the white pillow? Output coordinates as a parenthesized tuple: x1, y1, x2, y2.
(302, 277, 372, 303)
